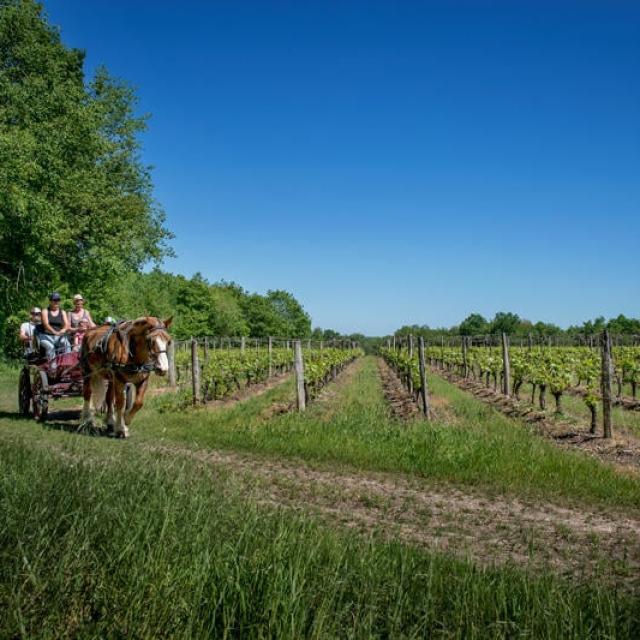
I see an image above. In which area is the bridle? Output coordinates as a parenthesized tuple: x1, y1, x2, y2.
(145, 326, 171, 362)
(104, 321, 172, 375)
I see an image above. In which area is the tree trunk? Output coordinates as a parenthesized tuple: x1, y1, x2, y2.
(539, 384, 547, 410)
(513, 380, 522, 400)
(553, 391, 562, 415)
(589, 405, 597, 434)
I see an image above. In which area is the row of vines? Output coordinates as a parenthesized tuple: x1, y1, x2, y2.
(383, 340, 640, 433)
(173, 345, 362, 403)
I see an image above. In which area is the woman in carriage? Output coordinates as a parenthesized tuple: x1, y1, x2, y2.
(68, 293, 96, 350)
(40, 293, 71, 359)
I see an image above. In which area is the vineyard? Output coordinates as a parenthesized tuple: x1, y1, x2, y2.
(383, 333, 640, 440)
(3, 330, 640, 637)
(171, 338, 363, 406)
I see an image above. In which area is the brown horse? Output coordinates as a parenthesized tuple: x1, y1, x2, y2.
(80, 316, 172, 437)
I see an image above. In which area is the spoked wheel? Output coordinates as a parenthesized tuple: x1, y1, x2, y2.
(32, 370, 49, 422)
(125, 383, 136, 412)
(18, 367, 32, 416)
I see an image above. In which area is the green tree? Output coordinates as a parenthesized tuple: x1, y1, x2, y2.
(0, 0, 171, 351)
(266, 290, 312, 337)
(489, 312, 521, 335)
(242, 294, 286, 338)
(458, 313, 489, 336)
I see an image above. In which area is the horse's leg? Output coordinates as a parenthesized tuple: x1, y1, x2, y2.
(105, 377, 115, 432)
(113, 378, 128, 438)
(81, 373, 94, 425)
(125, 377, 149, 427)
(91, 375, 108, 428)
(81, 373, 107, 429)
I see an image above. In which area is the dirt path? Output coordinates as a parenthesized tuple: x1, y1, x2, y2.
(377, 358, 420, 420)
(142, 441, 640, 590)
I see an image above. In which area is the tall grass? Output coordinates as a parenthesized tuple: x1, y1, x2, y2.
(1, 439, 638, 639)
(136, 357, 640, 510)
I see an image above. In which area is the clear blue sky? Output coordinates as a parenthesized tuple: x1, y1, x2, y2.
(47, 1, 639, 335)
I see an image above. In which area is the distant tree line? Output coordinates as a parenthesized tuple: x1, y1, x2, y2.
(394, 311, 640, 340)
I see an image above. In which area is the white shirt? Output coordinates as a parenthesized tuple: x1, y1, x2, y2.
(20, 321, 37, 339)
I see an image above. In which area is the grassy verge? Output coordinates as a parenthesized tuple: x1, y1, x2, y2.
(1, 438, 638, 639)
(2, 359, 640, 510)
(129, 357, 640, 510)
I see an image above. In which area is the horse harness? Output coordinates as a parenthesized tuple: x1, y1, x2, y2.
(83, 320, 169, 377)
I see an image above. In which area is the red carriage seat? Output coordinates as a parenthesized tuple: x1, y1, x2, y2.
(55, 351, 80, 369)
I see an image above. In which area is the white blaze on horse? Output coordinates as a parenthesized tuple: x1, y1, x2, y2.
(80, 316, 173, 437)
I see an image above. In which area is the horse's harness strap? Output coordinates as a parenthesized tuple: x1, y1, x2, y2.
(87, 320, 167, 377)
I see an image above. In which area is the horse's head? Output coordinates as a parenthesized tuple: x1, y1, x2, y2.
(131, 316, 173, 375)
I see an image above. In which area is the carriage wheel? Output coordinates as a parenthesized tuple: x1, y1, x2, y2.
(32, 370, 49, 422)
(125, 383, 136, 412)
(19, 367, 32, 416)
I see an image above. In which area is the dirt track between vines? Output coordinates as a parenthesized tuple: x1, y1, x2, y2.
(144, 441, 640, 590)
(376, 358, 420, 420)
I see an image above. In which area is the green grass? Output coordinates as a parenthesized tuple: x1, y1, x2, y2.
(2, 358, 640, 636)
(1, 437, 639, 639)
(123, 357, 640, 510)
(3, 358, 640, 511)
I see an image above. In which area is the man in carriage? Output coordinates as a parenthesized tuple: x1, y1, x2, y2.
(19, 307, 41, 356)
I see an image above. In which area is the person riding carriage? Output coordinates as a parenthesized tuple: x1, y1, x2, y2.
(40, 293, 71, 360)
(68, 293, 96, 350)
(19, 307, 41, 356)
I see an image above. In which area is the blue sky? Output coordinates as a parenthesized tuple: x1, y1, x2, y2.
(47, 1, 639, 335)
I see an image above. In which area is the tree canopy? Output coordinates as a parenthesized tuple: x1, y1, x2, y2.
(0, 1, 322, 356)
(0, 0, 171, 350)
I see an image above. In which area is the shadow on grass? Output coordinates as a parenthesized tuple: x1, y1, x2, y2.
(42, 412, 114, 438)
(0, 411, 33, 422)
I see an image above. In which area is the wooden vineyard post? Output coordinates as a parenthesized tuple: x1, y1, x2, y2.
(268, 336, 273, 378)
(191, 338, 201, 405)
(240, 336, 246, 353)
(501, 332, 511, 397)
(294, 340, 306, 411)
(418, 337, 430, 418)
(203, 337, 209, 366)
(462, 336, 468, 379)
(168, 340, 176, 387)
(408, 334, 414, 358)
(601, 330, 613, 439)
